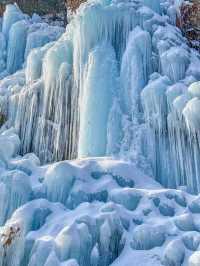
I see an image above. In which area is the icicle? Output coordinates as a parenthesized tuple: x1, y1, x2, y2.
(33, 37, 74, 162)
(160, 47, 190, 82)
(0, 33, 6, 73)
(120, 26, 152, 116)
(25, 24, 64, 59)
(106, 99, 123, 155)
(141, 75, 173, 186)
(25, 42, 54, 84)
(2, 4, 25, 40)
(7, 20, 29, 74)
(11, 79, 43, 155)
(78, 43, 118, 157)
(141, 0, 161, 14)
(0, 170, 32, 225)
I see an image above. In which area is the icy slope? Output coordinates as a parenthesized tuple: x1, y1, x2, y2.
(0, 131, 200, 266)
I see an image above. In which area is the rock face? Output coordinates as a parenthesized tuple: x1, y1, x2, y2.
(0, 0, 64, 16)
(0, 113, 6, 126)
(0, 0, 85, 16)
(177, 0, 200, 51)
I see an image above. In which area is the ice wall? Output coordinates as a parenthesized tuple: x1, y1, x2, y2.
(0, 3, 64, 77)
(0, 0, 166, 164)
(0, 0, 200, 194)
(140, 21, 200, 193)
(1, 1, 200, 265)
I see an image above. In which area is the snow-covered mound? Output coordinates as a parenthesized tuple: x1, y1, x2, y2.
(0, 131, 200, 266)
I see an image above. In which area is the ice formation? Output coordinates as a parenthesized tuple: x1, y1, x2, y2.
(78, 43, 118, 157)
(0, 131, 200, 266)
(0, 0, 199, 265)
(0, 0, 182, 165)
(0, 4, 64, 77)
(0, 0, 199, 192)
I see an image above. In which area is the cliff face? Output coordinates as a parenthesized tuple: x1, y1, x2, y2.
(177, 0, 200, 51)
(0, 0, 85, 25)
(0, 0, 65, 16)
(0, 0, 85, 16)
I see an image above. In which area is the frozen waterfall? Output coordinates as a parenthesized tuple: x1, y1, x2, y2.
(0, 0, 200, 266)
(0, 0, 165, 164)
(0, 0, 200, 195)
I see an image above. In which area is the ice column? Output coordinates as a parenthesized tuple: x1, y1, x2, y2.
(78, 43, 118, 157)
(2, 4, 24, 40)
(33, 37, 74, 162)
(120, 26, 152, 116)
(141, 75, 173, 187)
(7, 20, 28, 74)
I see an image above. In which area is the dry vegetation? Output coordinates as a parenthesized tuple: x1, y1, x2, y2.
(177, 0, 200, 51)
(0, 0, 86, 18)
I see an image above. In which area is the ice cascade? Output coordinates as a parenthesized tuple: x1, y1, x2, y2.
(0, 0, 200, 193)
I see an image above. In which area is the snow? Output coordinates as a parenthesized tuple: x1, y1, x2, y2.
(189, 252, 200, 266)
(0, 128, 20, 161)
(131, 224, 166, 250)
(0, 126, 200, 265)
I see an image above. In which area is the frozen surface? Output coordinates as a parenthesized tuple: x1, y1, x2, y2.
(0, 3, 64, 77)
(0, 0, 198, 195)
(0, 132, 199, 265)
(0, 0, 199, 265)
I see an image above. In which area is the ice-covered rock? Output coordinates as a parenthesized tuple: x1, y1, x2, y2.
(174, 214, 196, 232)
(131, 224, 166, 250)
(0, 169, 32, 225)
(109, 188, 142, 211)
(182, 232, 200, 251)
(189, 197, 200, 214)
(0, 128, 20, 161)
(44, 161, 75, 205)
(163, 239, 185, 266)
